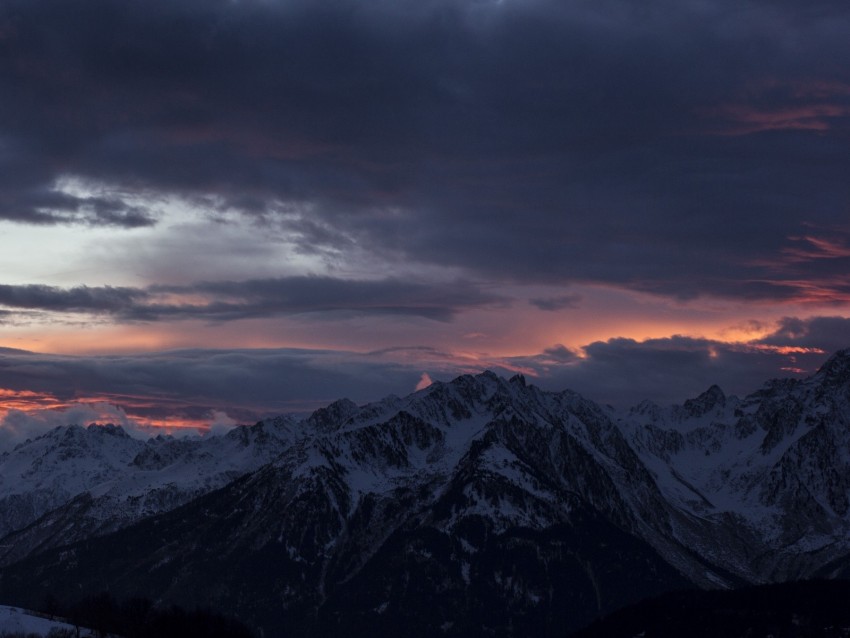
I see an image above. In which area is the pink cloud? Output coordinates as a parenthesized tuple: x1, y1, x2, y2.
(414, 372, 433, 392)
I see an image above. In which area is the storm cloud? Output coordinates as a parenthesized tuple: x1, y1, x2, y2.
(1, 0, 849, 302)
(511, 317, 845, 405)
(0, 277, 505, 322)
(1, 0, 849, 432)
(0, 284, 148, 313)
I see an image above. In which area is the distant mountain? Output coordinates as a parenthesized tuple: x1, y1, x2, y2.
(621, 347, 850, 582)
(1, 349, 850, 636)
(0, 416, 296, 565)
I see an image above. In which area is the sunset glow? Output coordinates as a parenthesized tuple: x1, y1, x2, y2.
(0, 388, 218, 435)
(0, 388, 66, 412)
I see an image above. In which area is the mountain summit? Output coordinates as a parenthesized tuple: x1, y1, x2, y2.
(813, 347, 850, 388)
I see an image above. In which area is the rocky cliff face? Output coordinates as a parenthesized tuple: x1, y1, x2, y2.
(621, 349, 850, 581)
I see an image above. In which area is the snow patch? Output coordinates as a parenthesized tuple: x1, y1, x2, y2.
(0, 605, 92, 636)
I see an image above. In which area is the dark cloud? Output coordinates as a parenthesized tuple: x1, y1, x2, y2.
(757, 315, 850, 355)
(0, 277, 506, 322)
(0, 347, 432, 423)
(0, 284, 148, 313)
(529, 294, 582, 311)
(540, 337, 797, 406)
(1, 0, 849, 301)
(0, 173, 156, 227)
(506, 337, 736, 405)
(507, 315, 850, 406)
(150, 277, 507, 321)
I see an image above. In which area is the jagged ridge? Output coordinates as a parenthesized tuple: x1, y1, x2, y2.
(1, 350, 849, 636)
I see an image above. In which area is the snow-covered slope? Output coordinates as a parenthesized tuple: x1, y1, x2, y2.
(618, 348, 850, 581)
(0, 605, 89, 636)
(0, 416, 296, 564)
(0, 371, 697, 635)
(2, 350, 850, 637)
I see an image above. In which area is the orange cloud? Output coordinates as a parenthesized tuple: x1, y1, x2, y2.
(414, 373, 433, 391)
(742, 344, 826, 355)
(782, 236, 850, 262)
(701, 78, 850, 136)
(0, 388, 67, 412)
(0, 388, 224, 436)
(710, 103, 848, 135)
(773, 278, 850, 305)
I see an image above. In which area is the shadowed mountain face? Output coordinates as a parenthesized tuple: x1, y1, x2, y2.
(569, 579, 850, 638)
(1, 350, 850, 636)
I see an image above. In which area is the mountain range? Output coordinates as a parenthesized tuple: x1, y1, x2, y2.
(1, 349, 850, 636)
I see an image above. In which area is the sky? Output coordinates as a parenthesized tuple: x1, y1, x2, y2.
(1, 0, 849, 444)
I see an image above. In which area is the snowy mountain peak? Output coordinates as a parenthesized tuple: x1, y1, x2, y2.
(509, 373, 527, 387)
(0, 416, 301, 555)
(813, 348, 850, 389)
(682, 384, 726, 417)
(85, 423, 131, 438)
(306, 398, 359, 432)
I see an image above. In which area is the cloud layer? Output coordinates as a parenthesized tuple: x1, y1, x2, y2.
(0, 0, 849, 303)
(1, 1, 849, 435)
(0, 314, 846, 450)
(0, 278, 505, 322)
